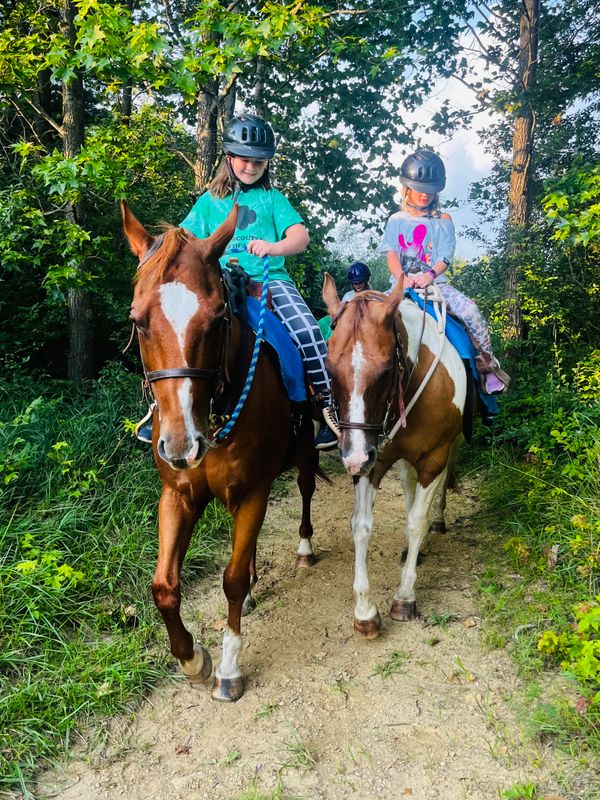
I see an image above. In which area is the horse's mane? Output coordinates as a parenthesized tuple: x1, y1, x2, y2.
(134, 227, 190, 286)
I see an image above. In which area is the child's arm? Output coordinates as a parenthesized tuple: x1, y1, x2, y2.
(386, 250, 403, 280)
(247, 223, 309, 259)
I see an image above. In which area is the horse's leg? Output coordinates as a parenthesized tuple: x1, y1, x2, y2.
(212, 487, 270, 703)
(391, 466, 448, 621)
(351, 473, 382, 638)
(152, 485, 212, 685)
(241, 543, 258, 616)
(429, 439, 459, 534)
(296, 448, 319, 567)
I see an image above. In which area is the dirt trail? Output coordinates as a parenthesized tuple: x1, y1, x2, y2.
(40, 463, 581, 800)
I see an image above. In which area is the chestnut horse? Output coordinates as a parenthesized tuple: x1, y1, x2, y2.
(122, 202, 319, 701)
(322, 274, 467, 636)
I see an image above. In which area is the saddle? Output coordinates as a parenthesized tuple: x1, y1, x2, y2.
(223, 260, 272, 315)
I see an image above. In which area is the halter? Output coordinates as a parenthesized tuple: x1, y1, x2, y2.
(329, 286, 447, 450)
(132, 236, 268, 446)
(330, 294, 409, 444)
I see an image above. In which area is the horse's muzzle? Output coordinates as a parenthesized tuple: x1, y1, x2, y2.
(341, 443, 377, 476)
(157, 434, 209, 470)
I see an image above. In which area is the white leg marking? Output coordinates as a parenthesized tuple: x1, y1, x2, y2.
(216, 626, 243, 680)
(180, 644, 207, 677)
(352, 476, 379, 621)
(395, 471, 447, 603)
(297, 538, 314, 557)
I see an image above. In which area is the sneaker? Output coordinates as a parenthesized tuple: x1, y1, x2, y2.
(475, 353, 511, 394)
(135, 403, 155, 444)
(314, 423, 338, 451)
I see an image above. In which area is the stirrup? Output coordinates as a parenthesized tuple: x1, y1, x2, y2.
(322, 405, 341, 439)
(135, 402, 155, 444)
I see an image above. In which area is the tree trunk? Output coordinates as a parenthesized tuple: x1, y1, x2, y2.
(61, 0, 93, 381)
(194, 83, 219, 191)
(505, 0, 540, 341)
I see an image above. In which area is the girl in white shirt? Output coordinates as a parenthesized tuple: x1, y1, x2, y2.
(380, 149, 510, 394)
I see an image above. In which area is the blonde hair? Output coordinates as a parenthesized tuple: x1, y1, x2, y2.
(208, 157, 272, 199)
(400, 186, 442, 218)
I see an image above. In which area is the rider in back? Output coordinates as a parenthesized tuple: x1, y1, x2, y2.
(341, 261, 372, 302)
(380, 149, 510, 397)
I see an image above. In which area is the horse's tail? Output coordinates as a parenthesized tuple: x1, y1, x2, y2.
(315, 464, 332, 486)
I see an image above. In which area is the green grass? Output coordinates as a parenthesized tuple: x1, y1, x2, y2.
(0, 366, 232, 793)
(371, 650, 410, 679)
(471, 369, 600, 762)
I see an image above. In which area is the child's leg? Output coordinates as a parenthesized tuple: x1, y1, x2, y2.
(269, 280, 331, 395)
(438, 284, 510, 393)
(269, 280, 338, 449)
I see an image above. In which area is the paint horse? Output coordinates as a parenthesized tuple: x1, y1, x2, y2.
(122, 202, 319, 702)
(322, 275, 467, 636)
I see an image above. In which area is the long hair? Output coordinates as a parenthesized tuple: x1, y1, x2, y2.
(400, 186, 442, 218)
(208, 158, 272, 199)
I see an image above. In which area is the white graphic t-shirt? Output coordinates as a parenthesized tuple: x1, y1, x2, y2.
(379, 211, 455, 285)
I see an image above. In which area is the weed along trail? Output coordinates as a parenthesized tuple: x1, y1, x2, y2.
(40, 463, 577, 800)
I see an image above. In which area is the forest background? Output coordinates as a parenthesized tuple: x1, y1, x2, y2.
(0, 0, 599, 794)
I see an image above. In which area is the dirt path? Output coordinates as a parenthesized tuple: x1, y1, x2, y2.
(40, 463, 580, 800)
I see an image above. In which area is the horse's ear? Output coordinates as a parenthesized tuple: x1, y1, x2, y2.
(384, 274, 404, 318)
(207, 204, 238, 258)
(120, 201, 154, 259)
(322, 272, 341, 317)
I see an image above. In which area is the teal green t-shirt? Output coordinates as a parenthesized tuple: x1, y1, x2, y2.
(180, 187, 303, 282)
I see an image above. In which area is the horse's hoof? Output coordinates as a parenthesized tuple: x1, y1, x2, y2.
(296, 553, 317, 568)
(241, 595, 256, 616)
(211, 675, 244, 702)
(354, 613, 381, 639)
(179, 644, 212, 686)
(429, 521, 447, 534)
(390, 599, 417, 621)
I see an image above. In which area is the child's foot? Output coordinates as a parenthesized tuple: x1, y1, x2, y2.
(475, 353, 511, 394)
(314, 423, 338, 451)
(135, 403, 155, 443)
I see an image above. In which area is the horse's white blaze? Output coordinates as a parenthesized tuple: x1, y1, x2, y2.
(159, 280, 199, 356)
(342, 341, 369, 473)
(352, 476, 379, 621)
(216, 627, 243, 679)
(400, 299, 466, 411)
(177, 379, 202, 455)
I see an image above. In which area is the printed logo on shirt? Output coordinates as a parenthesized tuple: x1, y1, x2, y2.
(237, 206, 257, 230)
(398, 223, 431, 273)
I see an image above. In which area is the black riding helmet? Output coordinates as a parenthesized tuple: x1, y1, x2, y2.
(400, 149, 446, 193)
(223, 115, 276, 159)
(347, 262, 371, 284)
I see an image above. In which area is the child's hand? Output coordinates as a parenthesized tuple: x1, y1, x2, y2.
(412, 271, 435, 289)
(247, 239, 277, 258)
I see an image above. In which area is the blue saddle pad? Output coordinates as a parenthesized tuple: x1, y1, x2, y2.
(244, 296, 307, 403)
(406, 289, 499, 418)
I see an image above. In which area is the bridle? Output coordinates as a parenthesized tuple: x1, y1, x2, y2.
(329, 294, 409, 444)
(130, 235, 233, 438)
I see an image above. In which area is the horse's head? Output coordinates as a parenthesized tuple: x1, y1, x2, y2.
(323, 274, 405, 476)
(122, 201, 237, 470)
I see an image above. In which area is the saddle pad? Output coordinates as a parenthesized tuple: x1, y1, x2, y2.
(244, 296, 307, 403)
(406, 289, 499, 418)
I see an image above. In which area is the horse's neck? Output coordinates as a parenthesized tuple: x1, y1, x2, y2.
(398, 299, 441, 362)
